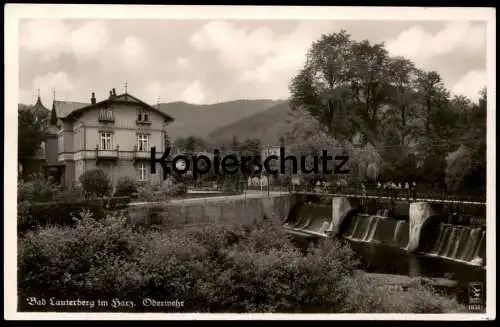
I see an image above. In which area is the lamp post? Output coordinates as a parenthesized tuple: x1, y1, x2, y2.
(267, 144, 271, 196)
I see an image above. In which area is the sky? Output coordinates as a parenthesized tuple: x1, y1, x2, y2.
(18, 19, 487, 106)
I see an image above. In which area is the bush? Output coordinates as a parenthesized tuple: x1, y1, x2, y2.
(55, 186, 84, 202)
(136, 183, 171, 202)
(342, 272, 466, 313)
(79, 169, 111, 198)
(135, 182, 187, 202)
(18, 215, 467, 313)
(104, 196, 131, 209)
(18, 199, 105, 233)
(18, 173, 62, 203)
(222, 182, 239, 194)
(18, 211, 140, 302)
(114, 176, 137, 198)
(169, 183, 187, 197)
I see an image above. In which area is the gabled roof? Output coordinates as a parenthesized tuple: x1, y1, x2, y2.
(54, 100, 89, 118)
(61, 93, 174, 123)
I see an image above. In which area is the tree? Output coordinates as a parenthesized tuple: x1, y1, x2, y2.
(414, 71, 450, 136)
(184, 136, 197, 154)
(238, 138, 261, 177)
(174, 136, 209, 154)
(289, 31, 424, 152)
(230, 136, 239, 153)
(18, 109, 46, 159)
(289, 30, 486, 195)
(50, 103, 58, 126)
(384, 57, 420, 147)
(444, 88, 486, 195)
(18, 109, 47, 180)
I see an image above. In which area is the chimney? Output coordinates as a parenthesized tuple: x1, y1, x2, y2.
(112, 88, 116, 96)
(91, 92, 96, 105)
(109, 90, 113, 98)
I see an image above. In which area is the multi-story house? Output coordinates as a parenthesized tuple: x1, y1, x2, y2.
(50, 88, 174, 189)
(261, 145, 281, 160)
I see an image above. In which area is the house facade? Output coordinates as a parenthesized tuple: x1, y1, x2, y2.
(50, 88, 174, 189)
(261, 145, 281, 160)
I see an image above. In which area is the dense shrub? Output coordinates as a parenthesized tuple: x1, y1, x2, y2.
(114, 176, 137, 198)
(18, 213, 466, 313)
(79, 169, 111, 198)
(18, 199, 105, 233)
(56, 186, 85, 202)
(136, 183, 169, 202)
(126, 204, 179, 232)
(342, 272, 467, 313)
(170, 183, 187, 196)
(104, 196, 131, 209)
(135, 181, 187, 202)
(18, 196, 133, 233)
(18, 173, 62, 203)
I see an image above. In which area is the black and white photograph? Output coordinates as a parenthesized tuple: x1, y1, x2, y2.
(4, 4, 495, 320)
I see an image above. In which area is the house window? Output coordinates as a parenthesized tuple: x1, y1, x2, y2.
(137, 109, 151, 124)
(98, 107, 114, 122)
(137, 163, 148, 181)
(99, 132, 113, 150)
(137, 109, 148, 121)
(137, 134, 149, 151)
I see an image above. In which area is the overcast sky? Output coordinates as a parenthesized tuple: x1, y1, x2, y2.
(19, 19, 487, 106)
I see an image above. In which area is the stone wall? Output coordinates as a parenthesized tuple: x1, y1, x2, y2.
(126, 195, 292, 228)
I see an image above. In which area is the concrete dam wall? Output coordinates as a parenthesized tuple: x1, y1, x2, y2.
(128, 192, 486, 268)
(284, 196, 486, 268)
(127, 193, 292, 227)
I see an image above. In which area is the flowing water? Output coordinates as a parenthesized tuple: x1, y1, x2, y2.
(343, 214, 486, 267)
(285, 203, 487, 304)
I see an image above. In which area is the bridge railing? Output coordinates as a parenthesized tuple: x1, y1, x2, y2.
(288, 185, 486, 204)
(286, 185, 487, 226)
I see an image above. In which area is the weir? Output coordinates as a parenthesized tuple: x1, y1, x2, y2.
(283, 195, 487, 268)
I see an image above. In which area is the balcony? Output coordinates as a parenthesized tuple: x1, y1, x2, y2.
(136, 119, 151, 125)
(95, 146, 119, 163)
(98, 111, 115, 123)
(133, 145, 150, 161)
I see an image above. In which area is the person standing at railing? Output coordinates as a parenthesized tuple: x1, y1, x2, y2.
(410, 182, 417, 199)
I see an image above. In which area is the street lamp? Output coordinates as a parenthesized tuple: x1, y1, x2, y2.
(267, 144, 271, 196)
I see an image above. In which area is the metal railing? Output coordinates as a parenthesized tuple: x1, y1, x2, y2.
(98, 111, 115, 122)
(288, 185, 486, 204)
(95, 146, 119, 159)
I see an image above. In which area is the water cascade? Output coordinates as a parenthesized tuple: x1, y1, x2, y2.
(343, 214, 410, 249)
(283, 196, 486, 268)
(423, 224, 486, 266)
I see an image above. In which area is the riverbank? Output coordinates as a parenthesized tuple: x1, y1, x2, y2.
(17, 214, 467, 313)
(359, 271, 457, 290)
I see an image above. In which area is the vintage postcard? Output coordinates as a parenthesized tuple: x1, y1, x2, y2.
(4, 4, 496, 320)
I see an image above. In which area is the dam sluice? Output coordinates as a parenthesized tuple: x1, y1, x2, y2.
(284, 195, 487, 268)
